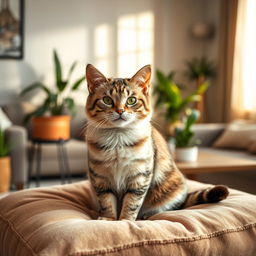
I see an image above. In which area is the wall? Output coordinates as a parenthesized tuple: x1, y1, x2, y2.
(0, 0, 220, 110)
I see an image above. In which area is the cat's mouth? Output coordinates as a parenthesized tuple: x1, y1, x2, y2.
(113, 116, 127, 122)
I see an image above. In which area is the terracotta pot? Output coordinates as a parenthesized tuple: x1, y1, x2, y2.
(32, 115, 71, 141)
(0, 156, 11, 193)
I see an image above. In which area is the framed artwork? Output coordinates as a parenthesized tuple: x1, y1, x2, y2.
(0, 0, 24, 59)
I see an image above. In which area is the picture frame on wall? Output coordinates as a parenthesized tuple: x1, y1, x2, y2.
(0, 0, 24, 59)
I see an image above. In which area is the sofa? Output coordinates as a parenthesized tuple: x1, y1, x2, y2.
(0, 179, 256, 255)
(1, 101, 88, 189)
(2, 101, 256, 191)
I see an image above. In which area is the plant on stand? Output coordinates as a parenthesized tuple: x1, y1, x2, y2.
(0, 129, 11, 193)
(185, 56, 215, 122)
(154, 69, 209, 135)
(20, 49, 85, 141)
(174, 109, 200, 162)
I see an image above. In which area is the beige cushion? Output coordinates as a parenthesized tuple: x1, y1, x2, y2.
(0, 180, 256, 255)
(28, 139, 88, 176)
(2, 101, 36, 127)
(0, 107, 12, 130)
(213, 121, 256, 149)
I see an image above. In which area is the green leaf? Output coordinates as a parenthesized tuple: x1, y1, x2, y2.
(196, 80, 210, 95)
(67, 61, 77, 81)
(64, 97, 76, 115)
(23, 104, 49, 124)
(185, 109, 200, 130)
(0, 129, 10, 157)
(54, 49, 63, 91)
(20, 82, 51, 96)
(47, 93, 58, 103)
(155, 70, 181, 107)
(185, 57, 216, 81)
(176, 94, 200, 115)
(167, 71, 176, 80)
(57, 81, 68, 92)
(71, 76, 85, 90)
(174, 109, 199, 147)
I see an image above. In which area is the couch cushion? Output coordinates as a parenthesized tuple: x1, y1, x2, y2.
(27, 139, 88, 176)
(213, 121, 256, 149)
(2, 101, 36, 127)
(0, 180, 256, 256)
(0, 107, 12, 130)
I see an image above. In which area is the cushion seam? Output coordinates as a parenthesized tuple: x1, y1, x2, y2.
(68, 222, 256, 256)
(0, 212, 37, 256)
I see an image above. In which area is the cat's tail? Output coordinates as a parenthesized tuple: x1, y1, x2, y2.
(183, 185, 229, 208)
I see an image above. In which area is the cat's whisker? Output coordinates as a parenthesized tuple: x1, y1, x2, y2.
(87, 119, 108, 137)
(78, 120, 88, 140)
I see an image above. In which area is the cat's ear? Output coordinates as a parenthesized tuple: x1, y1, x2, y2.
(86, 64, 108, 93)
(130, 65, 151, 93)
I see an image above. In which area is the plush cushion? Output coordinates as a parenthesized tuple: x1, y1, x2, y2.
(27, 139, 88, 176)
(2, 101, 36, 127)
(0, 180, 256, 256)
(0, 107, 12, 130)
(213, 120, 256, 149)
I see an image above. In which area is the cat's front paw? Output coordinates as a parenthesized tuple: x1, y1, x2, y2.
(98, 216, 116, 221)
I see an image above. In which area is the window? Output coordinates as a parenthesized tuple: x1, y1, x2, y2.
(117, 12, 154, 77)
(233, 0, 256, 116)
(94, 24, 112, 75)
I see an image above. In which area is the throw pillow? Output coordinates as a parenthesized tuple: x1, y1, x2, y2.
(213, 121, 256, 149)
(0, 107, 12, 130)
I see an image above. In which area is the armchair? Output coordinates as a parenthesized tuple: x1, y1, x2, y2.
(5, 125, 28, 190)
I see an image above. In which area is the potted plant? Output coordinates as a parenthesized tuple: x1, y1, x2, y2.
(185, 56, 216, 84)
(174, 109, 200, 162)
(20, 50, 85, 141)
(154, 69, 209, 135)
(185, 56, 216, 122)
(0, 129, 11, 193)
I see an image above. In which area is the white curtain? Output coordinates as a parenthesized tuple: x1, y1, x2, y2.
(232, 0, 256, 119)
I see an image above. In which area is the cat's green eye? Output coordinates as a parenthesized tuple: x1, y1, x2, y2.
(126, 97, 137, 105)
(103, 96, 113, 105)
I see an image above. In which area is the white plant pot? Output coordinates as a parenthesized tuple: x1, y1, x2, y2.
(168, 138, 176, 154)
(175, 146, 198, 162)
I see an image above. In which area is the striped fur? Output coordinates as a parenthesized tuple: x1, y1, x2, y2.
(85, 64, 229, 221)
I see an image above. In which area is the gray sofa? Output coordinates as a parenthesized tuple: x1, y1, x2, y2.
(3, 102, 256, 191)
(2, 102, 88, 189)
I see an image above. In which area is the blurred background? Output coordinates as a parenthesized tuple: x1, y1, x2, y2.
(0, 0, 256, 194)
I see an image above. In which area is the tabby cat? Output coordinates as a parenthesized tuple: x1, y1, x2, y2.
(85, 64, 229, 221)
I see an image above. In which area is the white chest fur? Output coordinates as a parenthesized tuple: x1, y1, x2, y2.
(87, 122, 154, 191)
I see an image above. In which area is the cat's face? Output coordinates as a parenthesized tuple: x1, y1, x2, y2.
(85, 64, 151, 128)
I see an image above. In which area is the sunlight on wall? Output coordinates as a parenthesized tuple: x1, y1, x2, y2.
(242, 0, 256, 111)
(94, 24, 111, 75)
(117, 12, 154, 77)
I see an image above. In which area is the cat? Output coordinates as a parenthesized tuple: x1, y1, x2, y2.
(85, 64, 229, 221)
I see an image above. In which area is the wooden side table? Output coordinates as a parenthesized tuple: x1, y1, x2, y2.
(176, 148, 256, 180)
(27, 139, 71, 187)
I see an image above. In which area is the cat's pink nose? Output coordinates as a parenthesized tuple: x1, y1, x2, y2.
(116, 109, 124, 115)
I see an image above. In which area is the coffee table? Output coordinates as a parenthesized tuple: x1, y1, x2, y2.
(176, 148, 256, 179)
